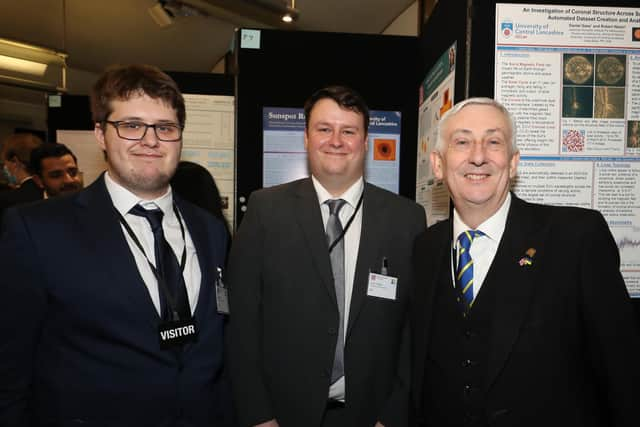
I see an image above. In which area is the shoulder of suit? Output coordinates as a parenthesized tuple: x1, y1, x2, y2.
(364, 182, 422, 211)
(248, 178, 308, 203)
(512, 195, 603, 228)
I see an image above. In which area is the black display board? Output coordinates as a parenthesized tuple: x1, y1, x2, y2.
(233, 29, 418, 224)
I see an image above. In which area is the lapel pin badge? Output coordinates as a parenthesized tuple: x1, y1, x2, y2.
(518, 247, 536, 266)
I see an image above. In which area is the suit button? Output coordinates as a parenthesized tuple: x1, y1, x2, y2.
(463, 385, 473, 396)
(464, 330, 475, 339)
(328, 327, 337, 335)
(462, 359, 475, 367)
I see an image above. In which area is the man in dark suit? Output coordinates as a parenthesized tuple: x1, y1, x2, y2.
(411, 97, 640, 426)
(0, 64, 231, 426)
(0, 132, 44, 218)
(227, 86, 426, 427)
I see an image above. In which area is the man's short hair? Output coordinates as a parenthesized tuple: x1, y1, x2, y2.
(436, 97, 518, 154)
(29, 143, 78, 177)
(90, 64, 186, 128)
(303, 85, 370, 134)
(1, 133, 44, 173)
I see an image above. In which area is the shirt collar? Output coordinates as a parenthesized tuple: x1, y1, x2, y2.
(311, 175, 364, 209)
(452, 192, 511, 247)
(104, 171, 174, 217)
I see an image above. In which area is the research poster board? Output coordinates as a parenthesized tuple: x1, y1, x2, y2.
(58, 94, 236, 227)
(416, 42, 457, 226)
(180, 94, 235, 227)
(494, 3, 640, 297)
(262, 107, 402, 193)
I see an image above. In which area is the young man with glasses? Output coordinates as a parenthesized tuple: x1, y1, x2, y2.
(0, 64, 232, 426)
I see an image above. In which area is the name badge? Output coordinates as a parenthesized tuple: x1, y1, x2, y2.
(214, 267, 230, 315)
(159, 318, 198, 349)
(367, 272, 398, 300)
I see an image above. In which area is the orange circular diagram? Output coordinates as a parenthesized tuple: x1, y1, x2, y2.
(373, 139, 396, 161)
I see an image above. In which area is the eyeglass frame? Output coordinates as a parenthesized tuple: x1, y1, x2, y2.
(103, 120, 184, 142)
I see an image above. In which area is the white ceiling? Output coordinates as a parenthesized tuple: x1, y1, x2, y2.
(1, 0, 416, 76)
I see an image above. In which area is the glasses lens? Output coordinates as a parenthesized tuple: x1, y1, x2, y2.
(116, 121, 147, 140)
(154, 124, 181, 141)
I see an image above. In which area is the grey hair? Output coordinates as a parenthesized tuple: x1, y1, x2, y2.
(435, 97, 518, 154)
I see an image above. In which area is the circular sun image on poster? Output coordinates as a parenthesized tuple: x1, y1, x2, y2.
(564, 55, 593, 85)
(596, 56, 625, 86)
(373, 139, 396, 161)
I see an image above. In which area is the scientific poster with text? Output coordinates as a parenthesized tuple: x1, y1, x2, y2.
(495, 3, 640, 296)
(416, 42, 456, 226)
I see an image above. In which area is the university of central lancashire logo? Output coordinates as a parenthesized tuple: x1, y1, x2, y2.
(501, 20, 513, 38)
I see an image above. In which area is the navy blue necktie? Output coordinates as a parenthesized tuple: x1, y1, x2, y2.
(130, 204, 190, 321)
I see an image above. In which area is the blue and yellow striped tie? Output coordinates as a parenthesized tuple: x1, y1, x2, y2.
(456, 230, 484, 310)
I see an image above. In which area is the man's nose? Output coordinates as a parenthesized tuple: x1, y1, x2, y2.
(468, 140, 486, 164)
(140, 126, 160, 147)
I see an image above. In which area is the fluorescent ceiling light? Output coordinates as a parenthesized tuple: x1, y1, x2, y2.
(0, 54, 48, 76)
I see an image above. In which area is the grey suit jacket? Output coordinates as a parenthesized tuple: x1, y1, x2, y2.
(227, 178, 426, 427)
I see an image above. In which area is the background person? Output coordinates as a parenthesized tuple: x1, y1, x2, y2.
(29, 143, 83, 198)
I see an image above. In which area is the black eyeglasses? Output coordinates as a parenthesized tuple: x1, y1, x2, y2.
(105, 120, 183, 142)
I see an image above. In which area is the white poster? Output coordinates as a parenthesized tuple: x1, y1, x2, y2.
(417, 42, 457, 226)
(495, 3, 640, 296)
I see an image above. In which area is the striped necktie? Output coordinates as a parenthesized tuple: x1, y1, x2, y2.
(455, 230, 484, 311)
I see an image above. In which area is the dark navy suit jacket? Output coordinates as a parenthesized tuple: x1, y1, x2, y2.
(0, 176, 231, 427)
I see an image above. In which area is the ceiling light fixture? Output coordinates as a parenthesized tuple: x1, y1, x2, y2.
(281, 0, 298, 23)
(0, 54, 48, 76)
(0, 38, 67, 92)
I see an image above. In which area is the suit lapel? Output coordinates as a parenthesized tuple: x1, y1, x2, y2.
(294, 179, 337, 303)
(74, 177, 160, 328)
(485, 196, 544, 390)
(346, 184, 382, 338)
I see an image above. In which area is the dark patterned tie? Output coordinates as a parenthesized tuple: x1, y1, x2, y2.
(129, 204, 190, 321)
(326, 198, 347, 384)
(456, 230, 484, 311)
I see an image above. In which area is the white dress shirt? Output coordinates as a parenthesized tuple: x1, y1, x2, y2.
(105, 172, 201, 316)
(312, 175, 364, 401)
(452, 193, 511, 299)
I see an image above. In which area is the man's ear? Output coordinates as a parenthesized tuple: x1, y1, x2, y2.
(94, 123, 106, 151)
(430, 151, 444, 180)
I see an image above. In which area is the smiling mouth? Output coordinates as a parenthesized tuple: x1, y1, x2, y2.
(132, 152, 162, 158)
(464, 173, 489, 181)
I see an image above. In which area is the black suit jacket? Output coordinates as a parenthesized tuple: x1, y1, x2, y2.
(0, 178, 43, 221)
(0, 176, 231, 427)
(411, 195, 640, 426)
(227, 178, 426, 427)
